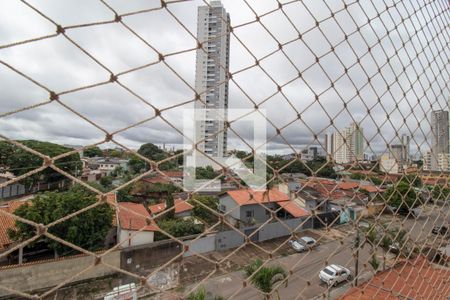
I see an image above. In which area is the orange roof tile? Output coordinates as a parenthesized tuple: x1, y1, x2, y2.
(277, 201, 310, 217)
(0, 200, 29, 251)
(360, 185, 382, 193)
(162, 171, 183, 178)
(342, 256, 450, 300)
(226, 189, 290, 206)
(338, 181, 359, 190)
(149, 199, 193, 215)
(117, 202, 158, 231)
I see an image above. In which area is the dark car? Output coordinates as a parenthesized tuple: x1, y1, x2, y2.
(432, 225, 448, 235)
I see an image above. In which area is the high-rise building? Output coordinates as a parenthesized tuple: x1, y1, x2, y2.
(430, 110, 449, 170)
(194, 1, 230, 158)
(401, 134, 410, 162)
(332, 123, 364, 164)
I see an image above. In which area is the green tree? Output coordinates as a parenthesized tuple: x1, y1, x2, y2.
(245, 259, 287, 299)
(155, 218, 203, 240)
(400, 174, 422, 187)
(0, 140, 82, 187)
(165, 194, 175, 219)
(100, 175, 113, 189)
(8, 187, 113, 256)
(384, 181, 419, 212)
(196, 166, 218, 179)
(191, 195, 219, 224)
(128, 143, 176, 173)
(427, 185, 450, 201)
(83, 146, 103, 157)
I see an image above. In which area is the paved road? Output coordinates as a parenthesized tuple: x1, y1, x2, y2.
(199, 234, 373, 300)
(154, 204, 449, 300)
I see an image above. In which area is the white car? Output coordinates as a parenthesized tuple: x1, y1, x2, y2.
(319, 265, 352, 286)
(289, 237, 317, 252)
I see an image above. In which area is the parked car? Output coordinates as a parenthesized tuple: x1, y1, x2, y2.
(388, 242, 400, 255)
(432, 225, 448, 235)
(289, 236, 317, 252)
(319, 264, 352, 286)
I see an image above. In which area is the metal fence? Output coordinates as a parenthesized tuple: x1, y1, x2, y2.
(0, 0, 449, 299)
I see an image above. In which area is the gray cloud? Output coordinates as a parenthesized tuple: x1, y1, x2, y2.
(0, 0, 448, 156)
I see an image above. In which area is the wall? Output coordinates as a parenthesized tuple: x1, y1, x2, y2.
(258, 217, 311, 242)
(0, 251, 120, 298)
(183, 235, 215, 257)
(120, 239, 182, 275)
(118, 229, 154, 248)
(219, 195, 240, 221)
(0, 184, 25, 199)
(215, 230, 245, 251)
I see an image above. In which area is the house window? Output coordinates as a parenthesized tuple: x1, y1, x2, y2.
(246, 210, 254, 218)
(219, 204, 226, 212)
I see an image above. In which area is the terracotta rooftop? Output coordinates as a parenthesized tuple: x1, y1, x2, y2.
(360, 185, 382, 193)
(0, 199, 28, 251)
(117, 202, 158, 231)
(226, 189, 290, 206)
(338, 181, 360, 190)
(162, 171, 183, 178)
(149, 199, 193, 215)
(277, 201, 310, 218)
(342, 256, 450, 300)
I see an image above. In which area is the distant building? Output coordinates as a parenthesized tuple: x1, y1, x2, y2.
(84, 157, 128, 175)
(219, 189, 309, 226)
(380, 153, 399, 174)
(424, 151, 449, 172)
(194, 0, 231, 158)
(332, 123, 364, 164)
(301, 146, 318, 161)
(149, 199, 194, 219)
(0, 172, 26, 200)
(430, 110, 449, 170)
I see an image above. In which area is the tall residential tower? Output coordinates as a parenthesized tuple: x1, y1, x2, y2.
(429, 109, 449, 170)
(332, 123, 365, 164)
(194, 1, 230, 158)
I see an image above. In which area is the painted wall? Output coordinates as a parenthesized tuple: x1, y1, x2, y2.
(118, 229, 154, 248)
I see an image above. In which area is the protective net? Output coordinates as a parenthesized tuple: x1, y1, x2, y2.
(0, 0, 449, 299)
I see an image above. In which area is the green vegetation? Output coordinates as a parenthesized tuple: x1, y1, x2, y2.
(350, 173, 382, 185)
(427, 185, 450, 201)
(8, 186, 113, 255)
(190, 195, 219, 224)
(186, 287, 224, 300)
(155, 218, 203, 241)
(384, 181, 420, 212)
(0, 140, 82, 187)
(245, 259, 287, 298)
(99, 175, 113, 189)
(83, 146, 103, 157)
(128, 143, 176, 173)
(196, 166, 221, 180)
(369, 255, 380, 271)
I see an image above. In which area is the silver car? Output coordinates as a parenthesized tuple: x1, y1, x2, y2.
(289, 236, 317, 252)
(319, 264, 352, 286)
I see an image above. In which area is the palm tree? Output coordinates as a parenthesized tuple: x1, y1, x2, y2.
(245, 259, 287, 300)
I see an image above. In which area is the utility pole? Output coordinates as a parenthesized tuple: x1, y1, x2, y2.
(354, 228, 360, 286)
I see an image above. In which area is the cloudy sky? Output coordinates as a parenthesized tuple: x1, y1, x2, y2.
(0, 0, 448, 157)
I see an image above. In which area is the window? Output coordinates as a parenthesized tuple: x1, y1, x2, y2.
(219, 204, 226, 212)
(246, 210, 254, 218)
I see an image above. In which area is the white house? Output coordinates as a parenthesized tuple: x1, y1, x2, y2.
(117, 202, 159, 248)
